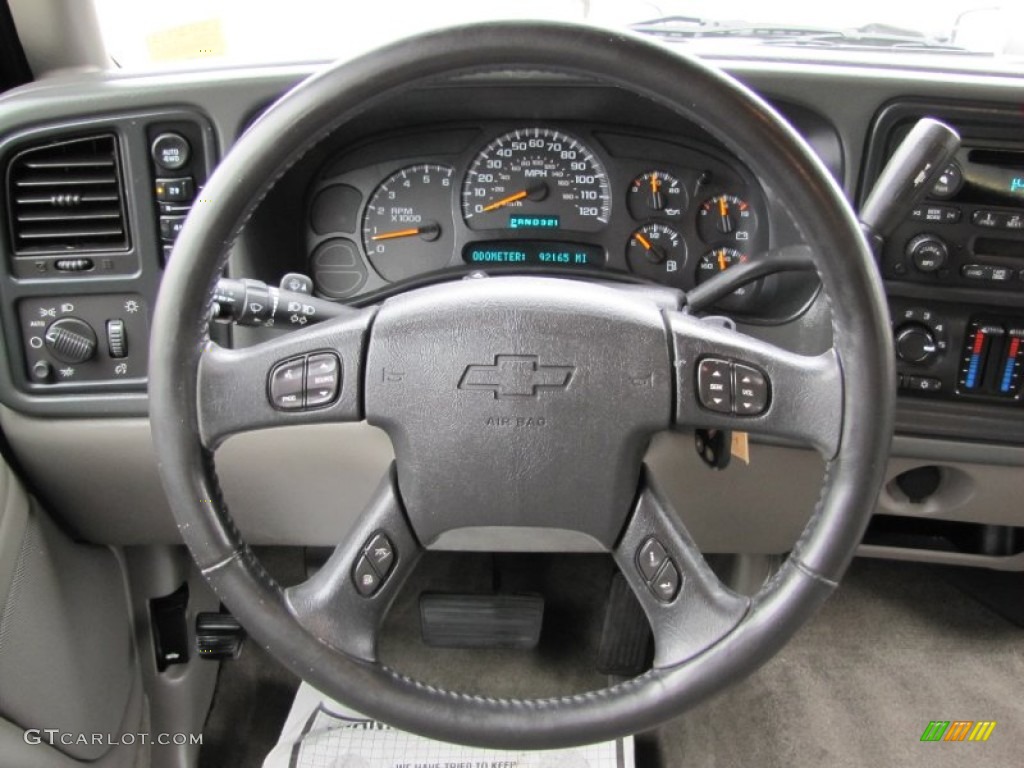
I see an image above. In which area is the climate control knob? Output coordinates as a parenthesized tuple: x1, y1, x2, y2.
(905, 234, 948, 273)
(44, 317, 97, 364)
(895, 323, 938, 365)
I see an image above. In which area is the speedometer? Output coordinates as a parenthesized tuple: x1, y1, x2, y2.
(461, 128, 611, 232)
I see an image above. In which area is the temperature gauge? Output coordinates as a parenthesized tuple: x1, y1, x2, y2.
(698, 194, 757, 244)
(628, 171, 686, 220)
(626, 223, 688, 288)
(696, 247, 757, 303)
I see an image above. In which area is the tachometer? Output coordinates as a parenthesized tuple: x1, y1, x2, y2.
(461, 128, 611, 232)
(362, 164, 454, 282)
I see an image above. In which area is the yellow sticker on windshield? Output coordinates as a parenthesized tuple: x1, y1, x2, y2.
(147, 19, 226, 62)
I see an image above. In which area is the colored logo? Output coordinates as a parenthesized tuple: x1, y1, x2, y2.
(920, 721, 996, 742)
(459, 355, 574, 399)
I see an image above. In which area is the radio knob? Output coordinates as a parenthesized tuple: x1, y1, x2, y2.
(895, 323, 939, 365)
(44, 317, 97, 364)
(905, 234, 948, 273)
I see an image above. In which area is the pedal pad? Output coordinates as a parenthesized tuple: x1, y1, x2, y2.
(195, 612, 246, 660)
(419, 593, 544, 649)
(596, 573, 652, 676)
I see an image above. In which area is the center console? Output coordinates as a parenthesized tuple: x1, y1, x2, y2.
(864, 101, 1024, 440)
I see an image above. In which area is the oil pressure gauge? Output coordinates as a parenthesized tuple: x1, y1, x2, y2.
(628, 171, 686, 220)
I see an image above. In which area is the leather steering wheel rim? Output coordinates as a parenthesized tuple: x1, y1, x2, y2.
(149, 21, 895, 749)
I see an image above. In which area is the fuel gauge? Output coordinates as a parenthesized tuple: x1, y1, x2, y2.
(626, 223, 688, 288)
(628, 171, 686, 220)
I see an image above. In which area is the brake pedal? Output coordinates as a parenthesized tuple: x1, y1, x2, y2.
(420, 593, 544, 649)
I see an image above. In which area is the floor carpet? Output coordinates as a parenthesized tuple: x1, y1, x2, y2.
(648, 559, 1024, 768)
(199, 554, 1023, 767)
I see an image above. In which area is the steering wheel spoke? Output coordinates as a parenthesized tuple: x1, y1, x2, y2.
(197, 307, 375, 448)
(668, 311, 842, 458)
(614, 471, 750, 668)
(285, 466, 421, 662)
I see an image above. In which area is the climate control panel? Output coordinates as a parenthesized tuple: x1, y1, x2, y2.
(958, 317, 1024, 399)
(890, 299, 1023, 405)
(18, 294, 149, 386)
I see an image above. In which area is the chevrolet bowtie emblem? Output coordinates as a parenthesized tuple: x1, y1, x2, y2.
(459, 355, 575, 398)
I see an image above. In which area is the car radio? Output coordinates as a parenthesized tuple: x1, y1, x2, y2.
(880, 145, 1024, 290)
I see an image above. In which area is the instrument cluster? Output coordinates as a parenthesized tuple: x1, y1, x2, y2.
(305, 124, 769, 309)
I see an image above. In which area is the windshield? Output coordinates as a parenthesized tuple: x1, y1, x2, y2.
(93, 0, 1024, 69)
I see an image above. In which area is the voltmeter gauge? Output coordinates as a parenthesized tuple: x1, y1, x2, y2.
(628, 171, 686, 220)
(626, 223, 688, 288)
(697, 194, 758, 244)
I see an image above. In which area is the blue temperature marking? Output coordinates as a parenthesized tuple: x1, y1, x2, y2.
(966, 355, 982, 389)
(1001, 358, 1017, 393)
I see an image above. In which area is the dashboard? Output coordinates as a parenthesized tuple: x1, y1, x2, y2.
(0, 54, 1021, 568)
(303, 123, 769, 309)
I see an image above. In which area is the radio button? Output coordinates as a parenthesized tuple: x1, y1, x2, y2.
(972, 210, 1006, 229)
(906, 234, 948, 272)
(1004, 213, 1024, 230)
(990, 266, 1015, 282)
(930, 162, 963, 199)
(910, 205, 960, 224)
(961, 264, 992, 281)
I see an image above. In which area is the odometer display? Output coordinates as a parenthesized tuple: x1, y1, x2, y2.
(461, 128, 611, 232)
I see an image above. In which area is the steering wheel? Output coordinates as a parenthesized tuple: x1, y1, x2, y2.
(150, 22, 894, 749)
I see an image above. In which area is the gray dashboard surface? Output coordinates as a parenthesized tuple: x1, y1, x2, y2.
(0, 56, 1021, 551)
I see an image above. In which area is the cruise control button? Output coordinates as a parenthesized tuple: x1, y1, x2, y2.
(364, 533, 395, 577)
(697, 358, 732, 413)
(305, 353, 340, 407)
(650, 560, 680, 603)
(734, 364, 769, 415)
(269, 358, 305, 410)
(352, 556, 381, 597)
(637, 538, 668, 582)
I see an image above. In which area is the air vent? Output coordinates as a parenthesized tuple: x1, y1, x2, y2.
(7, 134, 129, 255)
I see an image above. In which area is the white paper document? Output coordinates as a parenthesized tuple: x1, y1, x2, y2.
(264, 682, 635, 768)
